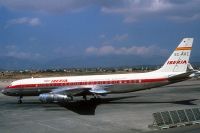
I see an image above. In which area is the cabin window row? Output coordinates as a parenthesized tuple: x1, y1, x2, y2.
(20, 80, 142, 88)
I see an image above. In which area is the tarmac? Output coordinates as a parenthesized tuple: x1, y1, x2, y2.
(0, 79, 200, 133)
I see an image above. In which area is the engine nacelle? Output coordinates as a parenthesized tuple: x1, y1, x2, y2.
(39, 93, 69, 103)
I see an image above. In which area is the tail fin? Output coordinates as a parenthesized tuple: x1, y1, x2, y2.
(158, 38, 193, 72)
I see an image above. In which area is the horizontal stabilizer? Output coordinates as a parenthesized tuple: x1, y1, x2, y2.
(168, 71, 194, 82)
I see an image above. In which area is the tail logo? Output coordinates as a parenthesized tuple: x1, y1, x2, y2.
(167, 60, 187, 65)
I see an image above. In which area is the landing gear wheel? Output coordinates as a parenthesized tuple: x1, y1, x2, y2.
(69, 96, 73, 101)
(93, 94, 100, 99)
(83, 95, 87, 101)
(91, 94, 101, 102)
(18, 99, 22, 104)
(18, 96, 23, 104)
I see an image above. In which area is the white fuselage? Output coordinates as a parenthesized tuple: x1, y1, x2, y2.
(3, 71, 185, 96)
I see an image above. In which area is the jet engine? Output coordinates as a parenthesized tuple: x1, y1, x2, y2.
(39, 93, 69, 103)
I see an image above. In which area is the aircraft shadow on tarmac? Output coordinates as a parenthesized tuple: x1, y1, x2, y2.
(58, 96, 198, 115)
(2, 96, 198, 115)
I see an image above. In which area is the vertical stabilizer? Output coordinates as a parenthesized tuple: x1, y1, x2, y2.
(158, 38, 193, 72)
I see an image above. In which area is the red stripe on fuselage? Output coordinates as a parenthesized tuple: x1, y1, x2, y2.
(6, 78, 168, 90)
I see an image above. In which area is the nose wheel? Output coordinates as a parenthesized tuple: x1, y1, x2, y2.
(18, 96, 23, 104)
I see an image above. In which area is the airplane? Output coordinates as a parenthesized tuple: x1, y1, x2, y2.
(1, 38, 195, 104)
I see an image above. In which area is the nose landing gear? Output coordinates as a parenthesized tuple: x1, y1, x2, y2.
(18, 96, 23, 104)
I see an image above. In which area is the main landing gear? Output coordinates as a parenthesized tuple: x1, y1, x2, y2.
(69, 95, 73, 101)
(93, 93, 100, 99)
(83, 95, 87, 101)
(82, 94, 99, 101)
(18, 96, 23, 104)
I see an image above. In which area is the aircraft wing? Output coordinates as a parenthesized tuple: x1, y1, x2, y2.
(39, 85, 111, 103)
(51, 85, 111, 96)
(51, 86, 90, 96)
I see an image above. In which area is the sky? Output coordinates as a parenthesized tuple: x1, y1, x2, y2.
(0, 0, 200, 70)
